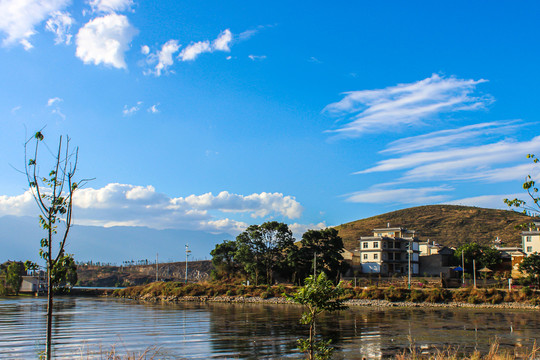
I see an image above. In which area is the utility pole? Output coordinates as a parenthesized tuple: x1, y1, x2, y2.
(156, 253, 159, 282)
(473, 259, 476, 288)
(185, 244, 191, 284)
(462, 251, 465, 285)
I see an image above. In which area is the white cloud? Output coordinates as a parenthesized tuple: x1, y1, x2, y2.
(47, 97, 65, 119)
(289, 222, 327, 239)
(45, 10, 74, 45)
(154, 39, 180, 75)
(248, 54, 266, 61)
(383, 120, 522, 154)
(179, 40, 211, 61)
(359, 136, 540, 183)
(140, 44, 149, 54)
(148, 104, 159, 113)
(123, 101, 142, 116)
(345, 186, 453, 205)
(88, 0, 133, 13)
(75, 14, 137, 69)
(323, 74, 492, 136)
(0, 184, 304, 235)
(47, 97, 62, 106)
(0, 191, 36, 216)
(178, 29, 233, 62)
(212, 29, 232, 51)
(11, 106, 22, 114)
(0, 0, 70, 49)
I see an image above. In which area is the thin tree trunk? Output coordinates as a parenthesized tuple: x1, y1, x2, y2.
(46, 262, 53, 360)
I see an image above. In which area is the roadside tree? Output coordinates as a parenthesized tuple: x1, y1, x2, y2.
(210, 240, 240, 280)
(234, 221, 295, 285)
(297, 228, 348, 284)
(6, 262, 24, 295)
(519, 253, 540, 285)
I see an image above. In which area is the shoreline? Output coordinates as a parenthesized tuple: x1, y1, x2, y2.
(113, 293, 540, 310)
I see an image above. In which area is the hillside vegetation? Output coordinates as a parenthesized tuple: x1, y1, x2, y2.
(335, 205, 534, 250)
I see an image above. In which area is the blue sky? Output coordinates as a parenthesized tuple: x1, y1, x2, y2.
(1, 0, 540, 242)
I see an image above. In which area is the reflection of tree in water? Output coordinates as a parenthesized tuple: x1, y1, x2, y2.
(208, 303, 305, 358)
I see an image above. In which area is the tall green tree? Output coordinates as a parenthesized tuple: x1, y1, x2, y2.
(519, 253, 540, 285)
(297, 228, 347, 284)
(25, 131, 88, 360)
(454, 243, 502, 272)
(6, 262, 24, 295)
(210, 240, 240, 280)
(289, 273, 347, 360)
(234, 221, 295, 285)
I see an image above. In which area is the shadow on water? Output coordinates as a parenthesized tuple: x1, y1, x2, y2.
(1, 297, 540, 359)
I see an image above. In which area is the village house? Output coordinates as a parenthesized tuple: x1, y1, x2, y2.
(521, 222, 540, 255)
(358, 224, 420, 275)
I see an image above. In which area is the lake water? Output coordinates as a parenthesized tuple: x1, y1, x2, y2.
(1, 296, 540, 359)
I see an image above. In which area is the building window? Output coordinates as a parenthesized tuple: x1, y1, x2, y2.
(373, 242, 379, 248)
(373, 254, 378, 260)
(395, 253, 401, 260)
(527, 246, 533, 252)
(527, 236, 532, 242)
(382, 242, 387, 248)
(377, 233, 382, 237)
(363, 254, 368, 260)
(363, 242, 368, 249)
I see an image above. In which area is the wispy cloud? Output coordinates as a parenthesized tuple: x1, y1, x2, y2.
(45, 11, 74, 45)
(323, 74, 492, 137)
(123, 101, 142, 116)
(47, 97, 62, 106)
(248, 54, 266, 61)
(359, 135, 540, 183)
(345, 185, 453, 205)
(383, 120, 522, 154)
(0, 0, 70, 50)
(47, 97, 65, 119)
(148, 104, 159, 113)
(76, 14, 138, 69)
(87, 0, 133, 14)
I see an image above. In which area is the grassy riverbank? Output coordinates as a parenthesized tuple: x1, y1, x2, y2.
(113, 281, 540, 308)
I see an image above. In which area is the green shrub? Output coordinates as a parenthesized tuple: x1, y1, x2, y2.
(260, 291, 271, 299)
(408, 289, 425, 303)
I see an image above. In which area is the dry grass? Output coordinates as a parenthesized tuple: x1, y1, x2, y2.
(75, 344, 162, 360)
(396, 339, 540, 360)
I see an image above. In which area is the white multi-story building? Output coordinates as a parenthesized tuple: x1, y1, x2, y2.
(358, 225, 420, 275)
(522, 222, 540, 255)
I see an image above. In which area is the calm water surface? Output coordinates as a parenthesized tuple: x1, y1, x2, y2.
(1, 296, 540, 359)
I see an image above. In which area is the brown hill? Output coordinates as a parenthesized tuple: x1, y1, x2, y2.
(335, 205, 534, 250)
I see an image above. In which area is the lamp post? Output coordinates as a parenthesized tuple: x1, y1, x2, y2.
(407, 242, 412, 289)
(185, 244, 191, 284)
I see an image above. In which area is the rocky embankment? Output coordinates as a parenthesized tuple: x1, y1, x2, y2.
(112, 282, 540, 310)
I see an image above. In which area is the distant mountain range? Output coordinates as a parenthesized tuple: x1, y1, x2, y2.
(335, 205, 534, 250)
(3, 205, 534, 265)
(0, 216, 232, 264)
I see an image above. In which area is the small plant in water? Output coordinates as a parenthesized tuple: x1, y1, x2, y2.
(289, 273, 347, 360)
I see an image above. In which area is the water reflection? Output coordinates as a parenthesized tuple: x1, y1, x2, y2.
(1, 297, 540, 359)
